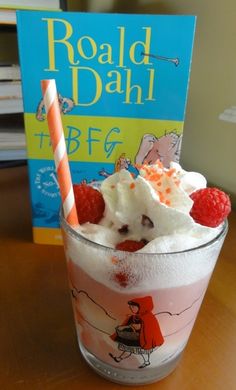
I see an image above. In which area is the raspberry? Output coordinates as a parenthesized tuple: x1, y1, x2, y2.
(73, 184, 105, 224)
(190, 188, 231, 227)
(115, 239, 147, 252)
(114, 271, 129, 287)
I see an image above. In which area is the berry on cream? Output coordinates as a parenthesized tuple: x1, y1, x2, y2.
(73, 161, 231, 253)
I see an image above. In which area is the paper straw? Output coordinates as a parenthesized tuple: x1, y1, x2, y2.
(41, 79, 79, 226)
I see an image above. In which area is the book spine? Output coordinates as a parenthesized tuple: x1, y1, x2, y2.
(59, 0, 67, 11)
(0, 65, 21, 80)
(0, 1, 62, 10)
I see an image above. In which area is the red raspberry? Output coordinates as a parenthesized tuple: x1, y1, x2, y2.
(114, 271, 129, 287)
(73, 184, 105, 224)
(190, 188, 231, 227)
(115, 239, 147, 252)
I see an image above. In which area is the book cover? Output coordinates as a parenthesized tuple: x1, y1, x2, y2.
(16, 11, 196, 245)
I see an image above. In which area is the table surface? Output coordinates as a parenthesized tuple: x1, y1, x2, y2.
(0, 165, 236, 390)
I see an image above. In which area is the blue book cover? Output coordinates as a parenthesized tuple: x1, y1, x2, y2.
(16, 11, 196, 244)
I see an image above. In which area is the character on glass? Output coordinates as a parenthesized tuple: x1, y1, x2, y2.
(109, 296, 164, 368)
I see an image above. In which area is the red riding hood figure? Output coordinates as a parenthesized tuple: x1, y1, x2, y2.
(109, 296, 164, 368)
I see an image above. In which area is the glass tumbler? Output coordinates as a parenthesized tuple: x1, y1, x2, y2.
(60, 214, 228, 385)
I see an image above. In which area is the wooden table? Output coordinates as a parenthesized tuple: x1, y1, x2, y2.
(0, 165, 236, 390)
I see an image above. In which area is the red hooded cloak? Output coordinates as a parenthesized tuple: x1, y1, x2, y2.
(111, 296, 164, 350)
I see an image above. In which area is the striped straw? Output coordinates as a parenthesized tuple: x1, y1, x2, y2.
(41, 79, 79, 226)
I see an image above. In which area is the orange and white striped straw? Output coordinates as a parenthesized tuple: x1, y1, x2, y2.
(41, 79, 79, 226)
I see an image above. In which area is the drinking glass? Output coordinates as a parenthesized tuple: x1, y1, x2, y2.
(60, 213, 228, 385)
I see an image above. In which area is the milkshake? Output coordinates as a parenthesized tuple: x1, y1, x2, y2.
(60, 161, 230, 385)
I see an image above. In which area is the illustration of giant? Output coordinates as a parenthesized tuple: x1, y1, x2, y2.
(135, 132, 182, 168)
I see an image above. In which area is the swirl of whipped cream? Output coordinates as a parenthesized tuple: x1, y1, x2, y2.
(76, 161, 219, 253)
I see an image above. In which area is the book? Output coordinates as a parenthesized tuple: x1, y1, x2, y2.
(0, 113, 26, 160)
(0, 0, 61, 10)
(0, 0, 65, 24)
(0, 80, 22, 98)
(0, 63, 21, 80)
(0, 131, 25, 149)
(0, 148, 26, 159)
(17, 11, 196, 245)
(0, 97, 23, 113)
(0, 8, 16, 24)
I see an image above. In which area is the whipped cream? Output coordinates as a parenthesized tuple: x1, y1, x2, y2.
(76, 162, 220, 253)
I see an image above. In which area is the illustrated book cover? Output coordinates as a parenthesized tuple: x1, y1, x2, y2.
(17, 11, 196, 244)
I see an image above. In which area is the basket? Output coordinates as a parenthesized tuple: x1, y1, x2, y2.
(115, 325, 139, 341)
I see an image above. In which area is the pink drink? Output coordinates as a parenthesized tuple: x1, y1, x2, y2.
(61, 217, 227, 385)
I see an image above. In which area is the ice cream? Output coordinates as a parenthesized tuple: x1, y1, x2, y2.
(74, 161, 223, 253)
